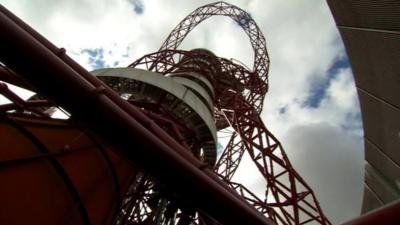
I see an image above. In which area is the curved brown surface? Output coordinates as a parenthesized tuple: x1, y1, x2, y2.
(0, 114, 135, 225)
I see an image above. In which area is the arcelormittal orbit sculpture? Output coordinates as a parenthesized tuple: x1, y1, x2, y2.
(103, 2, 331, 224)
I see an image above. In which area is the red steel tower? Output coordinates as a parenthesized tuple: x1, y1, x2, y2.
(0, 2, 331, 225)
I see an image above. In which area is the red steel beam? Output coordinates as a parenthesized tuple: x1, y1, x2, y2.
(0, 5, 274, 225)
(0, 82, 48, 116)
(0, 65, 34, 90)
(0, 99, 51, 112)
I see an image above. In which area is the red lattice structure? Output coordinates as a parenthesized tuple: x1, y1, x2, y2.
(127, 2, 331, 225)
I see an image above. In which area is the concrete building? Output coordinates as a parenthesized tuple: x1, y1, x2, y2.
(327, 0, 400, 213)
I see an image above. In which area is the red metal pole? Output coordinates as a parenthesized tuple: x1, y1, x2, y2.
(0, 99, 51, 112)
(0, 5, 274, 225)
(0, 65, 34, 90)
(0, 82, 48, 116)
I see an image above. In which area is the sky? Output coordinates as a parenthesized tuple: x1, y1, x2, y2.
(0, 0, 365, 224)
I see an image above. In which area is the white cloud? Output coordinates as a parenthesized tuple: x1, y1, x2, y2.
(283, 123, 364, 224)
(0, 0, 364, 224)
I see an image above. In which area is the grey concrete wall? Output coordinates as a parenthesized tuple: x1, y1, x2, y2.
(327, 0, 400, 214)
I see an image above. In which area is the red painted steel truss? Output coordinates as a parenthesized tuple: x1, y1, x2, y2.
(129, 2, 331, 225)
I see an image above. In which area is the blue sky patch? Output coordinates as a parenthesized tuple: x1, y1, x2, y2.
(237, 13, 251, 27)
(128, 0, 144, 15)
(327, 56, 350, 76)
(81, 48, 102, 58)
(81, 48, 106, 70)
(217, 142, 224, 156)
(304, 56, 350, 108)
(279, 106, 287, 114)
(341, 111, 363, 132)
